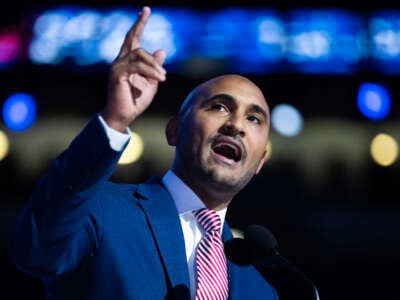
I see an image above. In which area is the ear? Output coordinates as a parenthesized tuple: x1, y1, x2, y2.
(255, 149, 267, 175)
(165, 116, 179, 146)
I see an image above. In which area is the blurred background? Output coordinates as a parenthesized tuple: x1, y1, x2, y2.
(1, 0, 400, 299)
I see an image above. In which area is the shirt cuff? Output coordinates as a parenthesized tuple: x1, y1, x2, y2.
(98, 114, 131, 151)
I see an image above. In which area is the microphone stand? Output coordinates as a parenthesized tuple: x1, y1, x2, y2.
(251, 253, 320, 300)
(224, 227, 320, 300)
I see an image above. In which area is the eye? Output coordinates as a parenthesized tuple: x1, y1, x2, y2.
(211, 103, 228, 112)
(248, 115, 260, 124)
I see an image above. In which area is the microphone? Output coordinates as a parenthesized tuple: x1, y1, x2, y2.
(225, 225, 320, 300)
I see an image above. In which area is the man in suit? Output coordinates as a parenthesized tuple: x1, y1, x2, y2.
(10, 6, 278, 300)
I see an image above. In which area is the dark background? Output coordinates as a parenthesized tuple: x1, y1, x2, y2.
(1, 1, 400, 299)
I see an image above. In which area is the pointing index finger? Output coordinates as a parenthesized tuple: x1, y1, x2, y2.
(118, 6, 151, 57)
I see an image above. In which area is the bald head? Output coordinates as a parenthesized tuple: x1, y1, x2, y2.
(178, 74, 269, 120)
(166, 74, 271, 209)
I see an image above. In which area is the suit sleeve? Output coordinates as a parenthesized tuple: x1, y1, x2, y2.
(10, 116, 126, 277)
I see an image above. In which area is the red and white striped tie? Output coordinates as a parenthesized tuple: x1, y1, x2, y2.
(194, 208, 229, 300)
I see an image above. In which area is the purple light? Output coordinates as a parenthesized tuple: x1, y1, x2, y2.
(0, 30, 21, 64)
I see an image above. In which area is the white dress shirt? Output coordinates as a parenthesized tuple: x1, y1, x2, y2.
(98, 114, 131, 150)
(98, 115, 228, 299)
(162, 170, 227, 299)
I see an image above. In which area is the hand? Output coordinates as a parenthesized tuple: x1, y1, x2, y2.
(101, 6, 167, 132)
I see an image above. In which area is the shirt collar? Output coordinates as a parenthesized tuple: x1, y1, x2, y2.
(162, 170, 227, 223)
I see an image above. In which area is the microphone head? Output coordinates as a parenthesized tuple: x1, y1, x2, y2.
(244, 225, 279, 256)
(224, 238, 251, 266)
(225, 225, 279, 266)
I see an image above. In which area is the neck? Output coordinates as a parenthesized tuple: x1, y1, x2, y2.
(172, 167, 233, 211)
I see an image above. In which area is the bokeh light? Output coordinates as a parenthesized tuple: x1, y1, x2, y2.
(286, 10, 365, 73)
(357, 83, 391, 120)
(271, 104, 304, 137)
(257, 14, 285, 62)
(30, 8, 181, 66)
(118, 132, 144, 165)
(370, 133, 398, 167)
(264, 141, 272, 163)
(98, 11, 134, 63)
(2, 93, 37, 131)
(141, 12, 177, 63)
(370, 11, 400, 73)
(25, 7, 400, 74)
(0, 30, 21, 65)
(0, 130, 10, 161)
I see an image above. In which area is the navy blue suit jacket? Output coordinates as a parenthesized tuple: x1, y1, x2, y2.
(10, 116, 278, 300)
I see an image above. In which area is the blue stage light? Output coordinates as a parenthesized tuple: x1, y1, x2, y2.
(357, 83, 391, 120)
(370, 11, 400, 73)
(256, 12, 285, 62)
(98, 11, 135, 63)
(199, 8, 250, 59)
(2, 93, 37, 131)
(30, 7, 189, 66)
(30, 6, 400, 74)
(29, 9, 70, 64)
(141, 11, 178, 63)
(286, 10, 366, 73)
(234, 9, 284, 73)
(271, 104, 303, 137)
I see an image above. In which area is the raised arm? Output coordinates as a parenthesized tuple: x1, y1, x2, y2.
(101, 6, 166, 132)
(10, 7, 164, 277)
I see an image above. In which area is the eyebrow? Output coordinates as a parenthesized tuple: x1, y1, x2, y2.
(205, 93, 268, 120)
(250, 103, 268, 120)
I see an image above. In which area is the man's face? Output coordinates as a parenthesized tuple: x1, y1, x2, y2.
(172, 75, 270, 194)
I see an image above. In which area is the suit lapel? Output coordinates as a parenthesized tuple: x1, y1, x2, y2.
(135, 179, 191, 295)
(135, 180, 239, 299)
(222, 222, 238, 300)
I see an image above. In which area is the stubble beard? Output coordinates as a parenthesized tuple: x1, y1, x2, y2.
(200, 154, 261, 195)
(175, 130, 260, 197)
(185, 143, 262, 196)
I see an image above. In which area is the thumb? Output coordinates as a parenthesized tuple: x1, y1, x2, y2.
(153, 49, 166, 66)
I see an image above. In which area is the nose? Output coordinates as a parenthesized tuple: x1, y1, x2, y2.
(219, 115, 245, 138)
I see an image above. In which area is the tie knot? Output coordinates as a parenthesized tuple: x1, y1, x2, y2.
(194, 208, 221, 233)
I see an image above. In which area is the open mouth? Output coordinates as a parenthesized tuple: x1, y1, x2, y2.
(211, 139, 243, 163)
